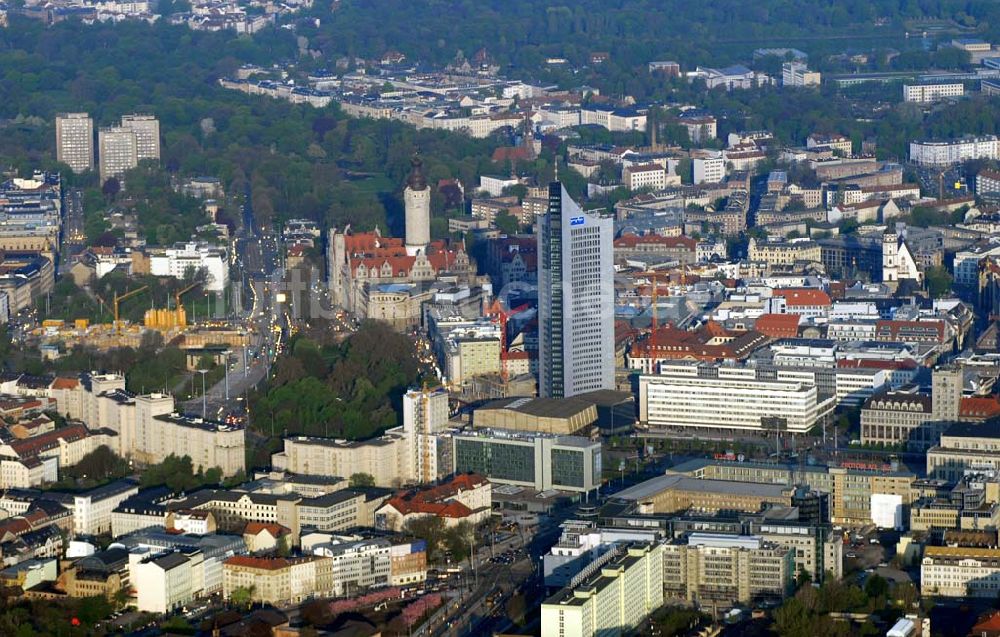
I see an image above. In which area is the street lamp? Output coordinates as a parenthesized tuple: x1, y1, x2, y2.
(197, 369, 209, 418)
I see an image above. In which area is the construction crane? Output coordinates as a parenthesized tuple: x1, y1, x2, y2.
(642, 268, 689, 353)
(112, 285, 148, 333)
(174, 282, 199, 311)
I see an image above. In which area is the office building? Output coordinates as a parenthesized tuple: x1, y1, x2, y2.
(662, 533, 795, 605)
(541, 543, 664, 637)
(307, 537, 392, 597)
(666, 458, 917, 526)
(639, 363, 835, 434)
(928, 422, 1000, 482)
(612, 474, 795, 515)
(119, 114, 160, 162)
(903, 83, 964, 103)
(55, 113, 94, 173)
(921, 546, 1000, 598)
(452, 428, 601, 494)
(98, 126, 138, 183)
(537, 182, 614, 398)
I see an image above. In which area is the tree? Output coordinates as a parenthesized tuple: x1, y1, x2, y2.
(925, 265, 953, 298)
(864, 574, 889, 601)
(349, 472, 375, 488)
(773, 597, 813, 637)
(229, 585, 255, 609)
(494, 210, 519, 235)
(101, 177, 120, 201)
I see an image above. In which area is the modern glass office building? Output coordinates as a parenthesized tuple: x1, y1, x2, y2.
(451, 428, 601, 494)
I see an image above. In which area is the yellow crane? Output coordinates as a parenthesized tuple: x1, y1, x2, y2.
(112, 285, 148, 333)
(174, 282, 199, 311)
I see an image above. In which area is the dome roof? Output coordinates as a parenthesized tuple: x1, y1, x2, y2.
(406, 156, 427, 191)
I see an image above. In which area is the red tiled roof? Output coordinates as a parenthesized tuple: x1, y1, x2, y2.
(772, 288, 831, 307)
(973, 611, 1000, 634)
(754, 313, 801, 337)
(383, 473, 488, 519)
(224, 556, 290, 570)
(10, 424, 89, 459)
(960, 396, 1000, 420)
(51, 377, 79, 390)
(243, 522, 290, 538)
(629, 323, 770, 362)
(492, 147, 533, 163)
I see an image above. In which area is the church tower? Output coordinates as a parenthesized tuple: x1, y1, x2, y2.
(882, 229, 899, 285)
(404, 156, 431, 256)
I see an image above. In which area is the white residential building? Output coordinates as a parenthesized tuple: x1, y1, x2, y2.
(132, 550, 200, 614)
(120, 114, 160, 162)
(623, 164, 675, 191)
(693, 156, 726, 185)
(148, 242, 229, 291)
(73, 481, 141, 536)
(922, 546, 1000, 598)
(910, 136, 999, 167)
(541, 543, 664, 637)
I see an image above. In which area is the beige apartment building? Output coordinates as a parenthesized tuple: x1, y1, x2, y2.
(274, 434, 409, 487)
(662, 533, 795, 605)
(222, 555, 333, 605)
(120, 114, 161, 162)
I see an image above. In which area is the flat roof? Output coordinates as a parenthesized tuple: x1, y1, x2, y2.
(613, 474, 791, 502)
(478, 396, 595, 419)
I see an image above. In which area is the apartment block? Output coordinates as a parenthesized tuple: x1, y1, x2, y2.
(541, 543, 664, 637)
(662, 533, 795, 605)
(693, 157, 725, 184)
(120, 114, 161, 162)
(98, 126, 138, 183)
(55, 113, 94, 173)
(222, 555, 334, 605)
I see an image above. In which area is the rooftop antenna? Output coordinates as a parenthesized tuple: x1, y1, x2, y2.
(554, 160, 560, 183)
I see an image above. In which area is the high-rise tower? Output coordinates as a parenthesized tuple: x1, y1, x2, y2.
(56, 113, 94, 174)
(404, 156, 431, 256)
(538, 181, 614, 398)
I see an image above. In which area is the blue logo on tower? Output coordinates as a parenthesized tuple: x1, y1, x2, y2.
(569, 216, 585, 226)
